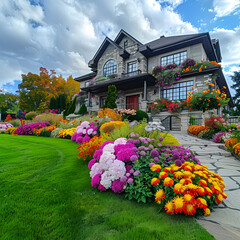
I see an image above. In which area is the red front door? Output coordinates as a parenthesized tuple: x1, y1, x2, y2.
(126, 95, 139, 110)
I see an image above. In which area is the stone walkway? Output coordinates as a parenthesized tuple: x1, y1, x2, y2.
(170, 132, 240, 239)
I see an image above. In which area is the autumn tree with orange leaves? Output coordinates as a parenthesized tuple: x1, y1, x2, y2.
(18, 67, 79, 112)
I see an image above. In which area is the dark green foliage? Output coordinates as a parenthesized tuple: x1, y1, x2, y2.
(125, 155, 155, 203)
(25, 111, 38, 120)
(103, 85, 117, 109)
(49, 94, 67, 112)
(63, 96, 76, 117)
(201, 129, 216, 140)
(49, 97, 57, 109)
(128, 110, 149, 122)
(189, 116, 197, 125)
(39, 128, 52, 137)
(77, 104, 87, 115)
(16, 109, 25, 119)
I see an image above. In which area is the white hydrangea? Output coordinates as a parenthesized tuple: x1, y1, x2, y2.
(108, 160, 126, 180)
(102, 143, 115, 154)
(114, 137, 127, 145)
(90, 163, 103, 178)
(99, 152, 115, 170)
(145, 122, 165, 132)
(100, 171, 112, 189)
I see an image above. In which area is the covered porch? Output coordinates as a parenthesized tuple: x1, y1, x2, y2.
(81, 72, 156, 111)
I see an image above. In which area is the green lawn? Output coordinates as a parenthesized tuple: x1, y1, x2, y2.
(0, 135, 215, 240)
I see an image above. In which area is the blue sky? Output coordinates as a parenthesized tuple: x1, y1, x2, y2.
(0, 0, 240, 95)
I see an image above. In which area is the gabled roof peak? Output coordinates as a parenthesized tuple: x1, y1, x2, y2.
(114, 29, 142, 45)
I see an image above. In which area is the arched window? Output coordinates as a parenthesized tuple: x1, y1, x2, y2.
(103, 60, 117, 76)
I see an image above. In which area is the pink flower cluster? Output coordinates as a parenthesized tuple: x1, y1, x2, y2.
(14, 122, 50, 135)
(0, 122, 13, 131)
(88, 138, 139, 193)
(71, 120, 98, 144)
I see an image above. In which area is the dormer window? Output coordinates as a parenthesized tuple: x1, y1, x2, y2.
(161, 51, 187, 66)
(103, 60, 117, 76)
(127, 61, 137, 73)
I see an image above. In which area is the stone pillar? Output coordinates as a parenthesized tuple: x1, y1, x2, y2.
(144, 80, 147, 100)
(88, 92, 91, 107)
(180, 112, 189, 132)
(141, 100, 148, 112)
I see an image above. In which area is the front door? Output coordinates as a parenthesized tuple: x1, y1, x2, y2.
(126, 95, 139, 110)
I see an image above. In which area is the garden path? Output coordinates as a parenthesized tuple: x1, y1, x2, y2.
(170, 132, 240, 240)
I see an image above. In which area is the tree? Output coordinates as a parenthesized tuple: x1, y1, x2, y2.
(103, 85, 117, 109)
(0, 89, 19, 113)
(229, 66, 240, 115)
(18, 67, 66, 111)
(65, 75, 80, 102)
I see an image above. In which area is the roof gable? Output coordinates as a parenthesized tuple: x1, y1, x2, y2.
(114, 29, 142, 46)
(88, 36, 130, 69)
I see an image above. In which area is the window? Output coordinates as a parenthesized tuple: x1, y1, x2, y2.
(100, 96, 106, 108)
(85, 81, 90, 87)
(103, 60, 117, 76)
(127, 61, 137, 73)
(161, 51, 187, 66)
(161, 81, 193, 101)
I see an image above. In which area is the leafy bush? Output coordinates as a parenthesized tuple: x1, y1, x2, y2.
(200, 129, 216, 140)
(8, 119, 21, 127)
(25, 111, 38, 120)
(77, 104, 87, 115)
(103, 85, 117, 109)
(63, 96, 77, 117)
(189, 116, 197, 125)
(32, 113, 63, 126)
(100, 121, 126, 134)
(128, 110, 149, 122)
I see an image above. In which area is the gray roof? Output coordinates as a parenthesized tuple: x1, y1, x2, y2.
(144, 33, 206, 50)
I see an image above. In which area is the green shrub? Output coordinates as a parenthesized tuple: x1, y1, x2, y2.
(128, 110, 149, 122)
(103, 85, 117, 109)
(63, 97, 77, 117)
(78, 104, 87, 115)
(25, 112, 38, 120)
(16, 109, 25, 119)
(189, 116, 197, 125)
(8, 119, 21, 127)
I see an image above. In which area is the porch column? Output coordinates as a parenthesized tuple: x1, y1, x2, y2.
(88, 91, 91, 107)
(143, 80, 147, 100)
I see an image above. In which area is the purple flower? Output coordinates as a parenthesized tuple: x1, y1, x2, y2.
(98, 184, 106, 191)
(93, 149, 103, 160)
(131, 147, 138, 152)
(127, 178, 134, 184)
(150, 150, 159, 158)
(91, 174, 101, 188)
(130, 133, 136, 138)
(140, 151, 146, 156)
(112, 179, 125, 193)
(130, 155, 138, 162)
(88, 159, 97, 169)
(149, 163, 155, 167)
(133, 170, 140, 176)
(164, 153, 168, 158)
(175, 159, 182, 167)
(172, 152, 180, 160)
(153, 157, 159, 162)
(120, 176, 127, 182)
(125, 165, 132, 172)
(158, 143, 162, 147)
(158, 137, 164, 142)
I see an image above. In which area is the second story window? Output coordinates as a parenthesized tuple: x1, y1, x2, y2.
(161, 51, 187, 66)
(127, 61, 137, 73)
(103, 60, 117, 76)
(85, 81, 90, 87)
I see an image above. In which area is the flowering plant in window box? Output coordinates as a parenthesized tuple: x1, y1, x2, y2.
(150, 98, 183, 114)
(187, 83, 229, 112)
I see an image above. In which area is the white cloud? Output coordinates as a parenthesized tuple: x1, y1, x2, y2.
(0, 0, 198, 90)
(212, 0, 240, 18)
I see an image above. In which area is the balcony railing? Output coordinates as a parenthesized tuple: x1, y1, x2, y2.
(121, 69, 142, 78)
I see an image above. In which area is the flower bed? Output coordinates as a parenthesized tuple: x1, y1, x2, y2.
(14, 122, 50, 135)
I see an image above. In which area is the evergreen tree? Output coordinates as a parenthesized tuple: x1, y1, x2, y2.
(49, 97, 57, 109)
(103, 85, 117, 109)
(231, 67, 240, 115)
(58, 94, 67, 112)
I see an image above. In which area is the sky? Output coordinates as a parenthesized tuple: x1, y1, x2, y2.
(0, 0, 240, 95)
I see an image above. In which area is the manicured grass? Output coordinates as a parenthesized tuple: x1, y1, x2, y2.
(0, 135, 215, 240)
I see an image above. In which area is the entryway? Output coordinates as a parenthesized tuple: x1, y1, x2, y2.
(126, 95, 139, 110)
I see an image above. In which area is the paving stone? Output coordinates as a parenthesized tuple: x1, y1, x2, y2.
(222, 177, 239, 190)
(217, 169, 240, 177)
(224, 190, 240, 209)
(215, 162, 240, 171)
(203, 208, 240, 231)
(232, 177, 240, 184)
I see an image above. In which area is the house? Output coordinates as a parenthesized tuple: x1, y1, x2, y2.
(74, 29, 233, 113)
